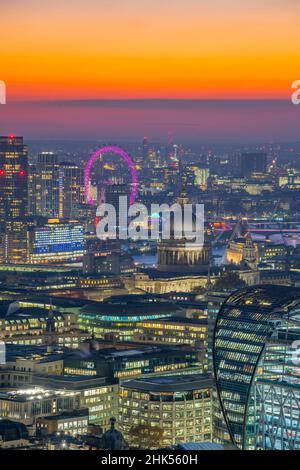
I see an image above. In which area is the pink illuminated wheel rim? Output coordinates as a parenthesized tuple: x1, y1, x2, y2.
(85, 145, 138, 206)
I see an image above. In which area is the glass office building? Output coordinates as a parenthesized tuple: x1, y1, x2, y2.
(0, 135, 28, 263)
(213, 285, 300, 450)
(27, 219, 84, 263)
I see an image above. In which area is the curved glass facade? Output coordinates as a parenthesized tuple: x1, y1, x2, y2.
(213, 285, 300, 449)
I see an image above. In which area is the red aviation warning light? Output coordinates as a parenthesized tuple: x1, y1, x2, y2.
(0, 169, 6, 176)
(18, 170, 26, 176)
(94, 215, 102, 227)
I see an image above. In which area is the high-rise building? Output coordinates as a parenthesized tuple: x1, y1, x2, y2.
(205, 291, 231, 444)
(34, 152, 60, 217)
(104, 183, 131, 239)
(28, 162, 37, 216)
(0, 135, 28, 222)
(2, 220, 28, 264)
(194, 167, 210, 191)
(142, 136, 149, 163)
(213, 284, 300, 450)
(240, 153, 267, 178)
(59, 162, 85, 218)
(0, 135, 28, 263)
(205, 291, 228, 373)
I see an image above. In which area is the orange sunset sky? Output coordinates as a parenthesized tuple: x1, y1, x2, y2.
(1, 0, 299, 101)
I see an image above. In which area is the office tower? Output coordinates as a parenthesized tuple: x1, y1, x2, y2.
(229, 152, 242, 177)
(172, 143, 179, 162)
(105, 183, 130, 208)
(0, 135, 28, 263)
(194, 167, 210, 190)
(163, 163, 179, 192)
(148, 148, 162, 168)
(213, 285, 300, 450)
(165, 133, 177, 163)
(59, 162, 85, 218)
(205, 291, 228, 373)
(142, 136, 149, 163)
(0, 135, 28, 221)
(104, 183, 130, 239)
(205, 291, 231, 444)
(2, 220, 28, 264)
(28, 163, 37, 216)
(34, 152, 60, 217)
(240, 152, 267, 178)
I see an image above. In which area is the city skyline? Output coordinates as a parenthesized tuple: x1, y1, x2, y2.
(1, 0, 300, 455)
(2, 99, 300, 142)
(1, 132, 300, 451)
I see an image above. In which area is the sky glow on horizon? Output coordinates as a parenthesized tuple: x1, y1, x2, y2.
(0, 0, 299, 140)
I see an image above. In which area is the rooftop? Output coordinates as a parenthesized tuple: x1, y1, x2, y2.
(32, 374, 117, 390)
(37, 409, 89, 422)
(176, 442, 226, 451)
(5, 344, 66, 362)
(137, 316, 207, 326)
(139, 268, 212, 279)
(80, 295, 182, 317)
(121, 373, 212, 393)
(67, 344, 196, 361)
(0, 304, 64, 320)
(225, 284, 300, 311)
(0, 387, 78, 402)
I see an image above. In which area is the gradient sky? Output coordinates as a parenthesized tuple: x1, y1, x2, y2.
(0, 0, 300, 141)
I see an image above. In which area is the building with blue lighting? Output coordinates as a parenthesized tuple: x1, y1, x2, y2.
(77, 294, 184, 341)
(27, 219, 84, 263)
